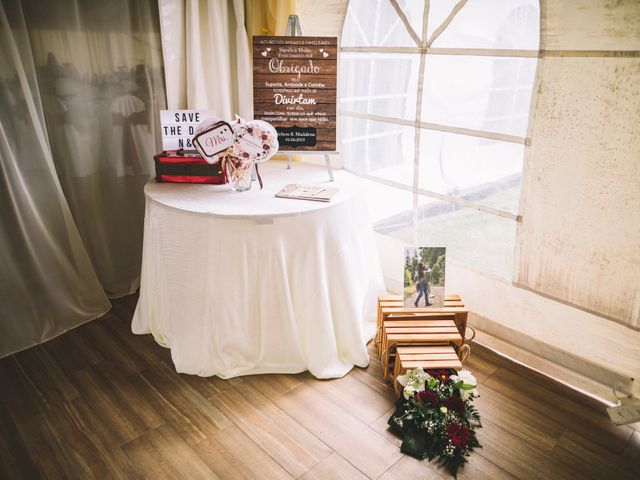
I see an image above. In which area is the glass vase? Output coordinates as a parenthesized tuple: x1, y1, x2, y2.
(224, 161, 253, 192)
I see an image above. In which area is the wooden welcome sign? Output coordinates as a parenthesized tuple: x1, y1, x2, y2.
(253, 36, 337, 152)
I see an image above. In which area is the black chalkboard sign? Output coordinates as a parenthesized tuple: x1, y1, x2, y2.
(276, 125, 317, 147)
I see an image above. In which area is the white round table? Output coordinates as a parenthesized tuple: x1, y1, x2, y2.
(132, 161, 385, 378)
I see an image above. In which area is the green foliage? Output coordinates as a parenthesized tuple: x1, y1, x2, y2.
(404, 268, 413, 287)
(405, 247, 446, 286)
(431, 254, 446, 285)
(387, 369, 481, 477)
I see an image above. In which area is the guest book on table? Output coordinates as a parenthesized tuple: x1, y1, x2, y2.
(275, 184, 339, 202)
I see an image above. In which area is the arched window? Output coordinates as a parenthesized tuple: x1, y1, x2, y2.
(339, 0, 539, 279)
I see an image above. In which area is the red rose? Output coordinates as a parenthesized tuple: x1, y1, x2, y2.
(446, 422, 470, 448)
(444, 396, 465, 416)
(414, 390, 439, 407)
(263, 144, 270, 150)
(427, 369, 451, 382)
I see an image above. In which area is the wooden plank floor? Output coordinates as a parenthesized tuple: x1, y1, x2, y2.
(1, 294, 638, 479)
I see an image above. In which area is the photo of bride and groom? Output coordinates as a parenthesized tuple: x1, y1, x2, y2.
(403, 246, 446, 308)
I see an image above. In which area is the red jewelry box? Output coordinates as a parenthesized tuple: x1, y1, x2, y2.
(154, 150, 226, 184)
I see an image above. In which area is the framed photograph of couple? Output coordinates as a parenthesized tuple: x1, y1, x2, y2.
(404, 246, 446, 308)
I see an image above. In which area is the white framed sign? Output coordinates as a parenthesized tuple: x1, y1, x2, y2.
(192, 120, 234, 163)
(160, 110, 217, 150)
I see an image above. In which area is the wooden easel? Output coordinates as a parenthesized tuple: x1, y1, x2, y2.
(281, 14, 336, 182)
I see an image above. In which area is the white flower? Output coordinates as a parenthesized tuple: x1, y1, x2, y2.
(397, 368, 431, 399)
(451, 368, 477, 401)
(402, 385, 416, 399)
(451, 368, 476, 386)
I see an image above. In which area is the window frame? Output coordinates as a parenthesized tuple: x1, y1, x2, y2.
(338, 0, 541, 224)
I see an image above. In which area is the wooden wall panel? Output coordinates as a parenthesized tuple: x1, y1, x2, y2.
(253, 36, 337, 151)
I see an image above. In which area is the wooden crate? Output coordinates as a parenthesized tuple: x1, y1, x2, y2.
(379, 319, 462, 382)
(380, 306, 468, 338)
(377, 294, 461, 302)
(375, 294, 466, 344)
(391, 345, 464, 396)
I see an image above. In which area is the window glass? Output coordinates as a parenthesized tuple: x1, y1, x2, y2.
(417, 131, 523, 213)
(340, 52, 419, 121)
(431, 0, 540, 50)
(383, 205, 518, 279)
(339, 0, 539, 280)
(341, 113, 524, 215)
(425, 1, 459, 40)
(341, 0, 423, 47)
(396, 0, 425, 39)
(363, 181, 414, 225)
(421, 55, 536, 137)
(341, 116, 415, 186)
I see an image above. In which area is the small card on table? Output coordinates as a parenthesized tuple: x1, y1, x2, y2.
(275, 184, 339, 202)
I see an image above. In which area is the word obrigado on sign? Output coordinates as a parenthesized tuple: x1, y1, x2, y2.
(268, 59, 320, 80)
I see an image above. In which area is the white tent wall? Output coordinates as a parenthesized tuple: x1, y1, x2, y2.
(301, 0, 640, 402)
(510, 0, 640, 399)
(517, 0, 640, 330)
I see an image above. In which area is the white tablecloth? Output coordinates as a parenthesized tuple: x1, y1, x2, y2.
(132, 161, 385, 378)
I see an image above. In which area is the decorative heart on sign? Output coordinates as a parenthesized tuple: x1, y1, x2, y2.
(261, 50, 268, 57)
(322, 51, 329, 58)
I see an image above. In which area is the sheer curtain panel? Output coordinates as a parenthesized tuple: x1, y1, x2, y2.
(159, 0, 252, 117)
(23, 0, 167, 297)
(1, 0, 167, 357)
(0, 0, 110, 358)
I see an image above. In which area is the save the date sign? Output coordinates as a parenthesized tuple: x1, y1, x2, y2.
(253, 36, 337, 152)
(160, 109, 217, 150)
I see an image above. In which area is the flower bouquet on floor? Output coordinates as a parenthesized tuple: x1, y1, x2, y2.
(387, 368, 482, 477)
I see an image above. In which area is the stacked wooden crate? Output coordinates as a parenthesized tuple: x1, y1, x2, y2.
(375, 295, 471, 396)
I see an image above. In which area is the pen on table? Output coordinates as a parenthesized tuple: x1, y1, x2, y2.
(310, 188, 326, 197)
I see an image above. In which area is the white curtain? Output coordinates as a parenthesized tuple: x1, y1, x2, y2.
(1, 0, 166, 357)
(23, 0, 167, 297)
(0, 0, 110, 357)
(158, 0, 252, 117)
